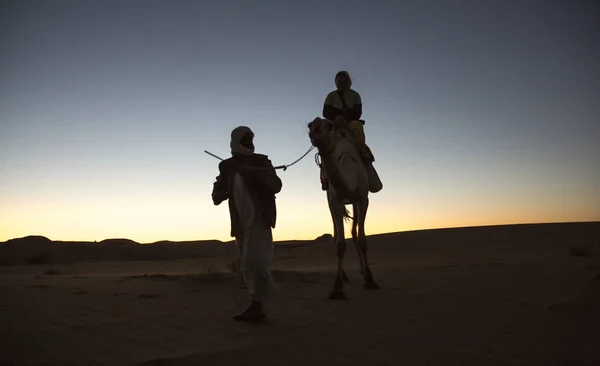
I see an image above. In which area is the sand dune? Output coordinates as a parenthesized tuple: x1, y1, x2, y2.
(1, 222, 599, 365)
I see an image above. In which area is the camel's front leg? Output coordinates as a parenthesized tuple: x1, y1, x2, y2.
(357, 196, 380, 289)
(327, 190, 347, 299)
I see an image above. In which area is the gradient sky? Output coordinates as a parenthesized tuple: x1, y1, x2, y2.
(1, 0, 599, 243)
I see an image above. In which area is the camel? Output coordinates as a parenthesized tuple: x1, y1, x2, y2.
(308, 117, 381, 299)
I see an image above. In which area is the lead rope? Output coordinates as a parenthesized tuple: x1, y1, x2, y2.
(204, 145, 316, 172)
(275, 145, 316, 171)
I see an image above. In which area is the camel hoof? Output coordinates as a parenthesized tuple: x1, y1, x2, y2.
(328, 289, 346, 299)
(364, 281, 381, 290)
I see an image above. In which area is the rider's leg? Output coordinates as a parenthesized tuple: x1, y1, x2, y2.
(348, 121, 382, 192)
(348, 120, 373, 162)
(348, 120, 365, 145)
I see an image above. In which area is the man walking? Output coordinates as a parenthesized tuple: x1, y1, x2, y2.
(211, 126, 282, 322)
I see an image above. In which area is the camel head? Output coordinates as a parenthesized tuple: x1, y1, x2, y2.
(308, 117, 335, 150)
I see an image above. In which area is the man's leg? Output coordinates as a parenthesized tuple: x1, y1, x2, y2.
(348, 120, 365, 145)
(348, 120, 373, 162)
(234, 236, 247, 287)
(234, 222, 273, 322)
(348, 120, 382, 192)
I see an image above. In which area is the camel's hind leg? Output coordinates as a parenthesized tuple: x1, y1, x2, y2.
(351, 204, 365, 277)
(327, 191, 347, 299)
(342, 269, 350, 282)
(357, 196, 380, 289)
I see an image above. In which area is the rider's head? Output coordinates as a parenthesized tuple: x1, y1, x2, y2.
(231, 126, 255, 156)
(335, 71, 352, 91)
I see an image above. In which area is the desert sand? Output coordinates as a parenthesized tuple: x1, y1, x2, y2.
(1, 222, 599, 365)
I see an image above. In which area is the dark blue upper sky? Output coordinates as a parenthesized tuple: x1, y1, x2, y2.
(1, 0, 598, 242)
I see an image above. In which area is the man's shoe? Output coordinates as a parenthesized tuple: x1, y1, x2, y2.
(234, 301, 266, 323)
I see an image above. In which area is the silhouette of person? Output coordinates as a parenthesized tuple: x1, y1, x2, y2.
(320, 71, 374, 190)
(211, 126, 282, 322)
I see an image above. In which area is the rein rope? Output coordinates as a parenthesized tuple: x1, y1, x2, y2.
(204, 145, 316, 172)
(314, 151, 322, 168)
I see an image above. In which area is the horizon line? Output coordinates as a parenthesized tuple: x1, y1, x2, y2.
(3, 220, 598, 245)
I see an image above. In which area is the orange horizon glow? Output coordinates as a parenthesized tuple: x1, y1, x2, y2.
(2, 190, 599, 243)
(3, 159, 599, 244)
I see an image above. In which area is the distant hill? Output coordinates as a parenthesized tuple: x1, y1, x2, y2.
(0, 235, 237, 266)
(0, 222, 598, 266)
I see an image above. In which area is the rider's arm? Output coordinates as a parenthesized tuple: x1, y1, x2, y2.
(323, 92, 341, 121)
(342, 92, 362, 121)
(323, 105, 341, 121)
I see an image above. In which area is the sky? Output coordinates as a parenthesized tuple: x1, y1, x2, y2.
(1, 0, 599, 243)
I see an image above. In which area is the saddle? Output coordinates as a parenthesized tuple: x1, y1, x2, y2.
(363, 144, 375, 163)
(334, 124, 374, 164)
(320, 139, 382, 197)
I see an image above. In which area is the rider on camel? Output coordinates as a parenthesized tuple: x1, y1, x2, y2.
(321, 71, 374, 190)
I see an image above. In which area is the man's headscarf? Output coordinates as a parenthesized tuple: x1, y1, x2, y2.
(335, 71, 352, 88)
(231, 126, 255, 156)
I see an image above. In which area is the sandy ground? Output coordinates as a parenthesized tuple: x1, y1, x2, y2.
(1, 223, 599, 365)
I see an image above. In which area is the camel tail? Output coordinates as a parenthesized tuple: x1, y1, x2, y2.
(343, 207, 353, 222)
(350, 205, 358, 241)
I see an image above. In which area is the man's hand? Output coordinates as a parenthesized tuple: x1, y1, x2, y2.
(255, 160, 282, 195)
(212, 174, 228, 205)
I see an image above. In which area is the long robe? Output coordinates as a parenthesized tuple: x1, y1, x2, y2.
(232, 171, 274, 302)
